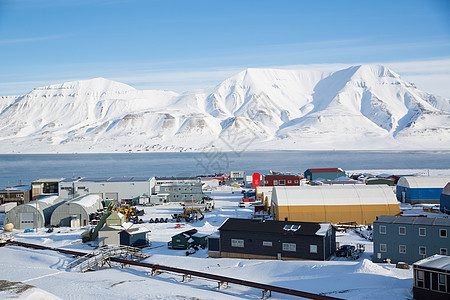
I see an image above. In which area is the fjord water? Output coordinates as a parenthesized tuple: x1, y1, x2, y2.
(0, 151, 449, 188)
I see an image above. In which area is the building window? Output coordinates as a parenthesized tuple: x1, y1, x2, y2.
(419, 228, 426, 237)
(282, 243, 296, 252)
(264, 180, 268, 184)
(416, 270, 424, 288)
(294, 180, 298, 183)
(380, 244, 387, 252)
(438, 274, 446, 292)
(262, 241, 272, 247)
(288, 180, 292, 184)
(310, 245, 318, 253)
(273, 180, 278, 185)
(379, 225, 386, 234)
(231, 239, 244, 248)
(399, 226, 406, 235)
(440, 248, 447, 255)
(279, 180, 285, 185)
(440, 229, 447, 238)
(399, 245, 406, 254)
(419, 246, 426, 256)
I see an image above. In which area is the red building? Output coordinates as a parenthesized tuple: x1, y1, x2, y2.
(263, 174, 301, 186)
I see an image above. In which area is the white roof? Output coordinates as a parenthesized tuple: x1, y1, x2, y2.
(397, 176, 450, 189)
(67, 194, 101, 208)
(414, 255, 450, 271)
(272, 185, 398, 206)
(315, 223, 332, 236)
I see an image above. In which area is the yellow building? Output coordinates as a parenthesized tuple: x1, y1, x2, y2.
(271, 185, 400, 225)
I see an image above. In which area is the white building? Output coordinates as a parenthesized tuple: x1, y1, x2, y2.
(58, 177, 155, 202)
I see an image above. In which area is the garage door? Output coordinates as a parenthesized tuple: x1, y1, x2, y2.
(20, 212, 34, 229)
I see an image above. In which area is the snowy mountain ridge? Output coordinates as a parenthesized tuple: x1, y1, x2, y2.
(0, 65, 449, 153)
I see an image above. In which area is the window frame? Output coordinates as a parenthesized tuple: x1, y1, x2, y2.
(399, 245, 406, 254)
(380, 243, 387, 252)
(440, 248, 447, 255)
(379, 225, 386, 234)
(398, 226, 406, 235)
(231, 239, 244, 248)
(310, 244, 318, 254)
(262, 241, 272, 247)
(419, 246, 427, 256)
(440, 229, 447, 238)
(418, 227, 426, 237)
(282, 242, 296, 252)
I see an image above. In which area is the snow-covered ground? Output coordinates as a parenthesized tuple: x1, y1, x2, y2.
(0, 185, 418, 299)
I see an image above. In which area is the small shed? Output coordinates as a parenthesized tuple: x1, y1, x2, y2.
(304, 168, 346, 181)
(396, 176, 450, 204)
(5, 196, 64, 229)
(170, 229, 199, 249)
(440, 182, 450, 214)
(98, 224, 149, 247)
(413, 255, 450, 300)
(50, 194, 103, 227)
(106, 211, 127, 226)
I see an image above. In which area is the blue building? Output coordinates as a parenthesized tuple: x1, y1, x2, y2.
(441, 182, 450, 214)
(373, 215, 450, 264)
(396, 176, 450, 204)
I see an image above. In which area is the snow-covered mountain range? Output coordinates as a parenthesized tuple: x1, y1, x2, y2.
(1, 65, 449, 153)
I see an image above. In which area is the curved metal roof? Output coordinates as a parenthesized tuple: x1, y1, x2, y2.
(397, 176, 450, 189)
(272, 185, 398, 206)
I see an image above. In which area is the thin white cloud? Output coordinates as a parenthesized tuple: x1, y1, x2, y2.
(0, 35, 67, 45)
(1, 58, 450, 98)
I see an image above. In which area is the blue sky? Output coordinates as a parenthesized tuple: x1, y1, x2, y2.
(1, 0, 449, 96)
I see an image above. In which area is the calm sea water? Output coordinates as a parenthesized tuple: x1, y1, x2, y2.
(0, 151, 449, 188)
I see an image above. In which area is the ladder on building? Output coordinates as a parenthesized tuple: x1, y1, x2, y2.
(66, 245, 149, 273)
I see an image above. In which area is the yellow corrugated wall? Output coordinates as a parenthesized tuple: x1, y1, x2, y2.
(275, 203, 400, 224)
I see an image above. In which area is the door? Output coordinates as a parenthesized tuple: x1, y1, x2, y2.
(105, 192, 118, 201)
(70, 215, 80, 228)
(20, 212, 34, 229)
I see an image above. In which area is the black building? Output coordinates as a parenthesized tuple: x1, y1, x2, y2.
(413, 255, 450, 300)
(208, 218, 336, 260)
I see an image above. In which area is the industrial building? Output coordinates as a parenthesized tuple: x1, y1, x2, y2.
(263, 174, 301, 186)
(50, 194, 103, 227)
(413, 255, 450, 300)
(304, 168, 346, 181)
(271, 185, 400, 225)
(208, 218, 335, 260)
(4, 196, 64, 229)
(158, 183, 204, 203)
(373, 215, 450, 264)
(441, 182, 450, 214)
(0, 185, 31, 205)
(58, 177, 154, 203)
(31, 178, 64, 201)
(154, 177, 200, 193)
(230, 171, 245, 184)
(396, 176, 450, 204)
